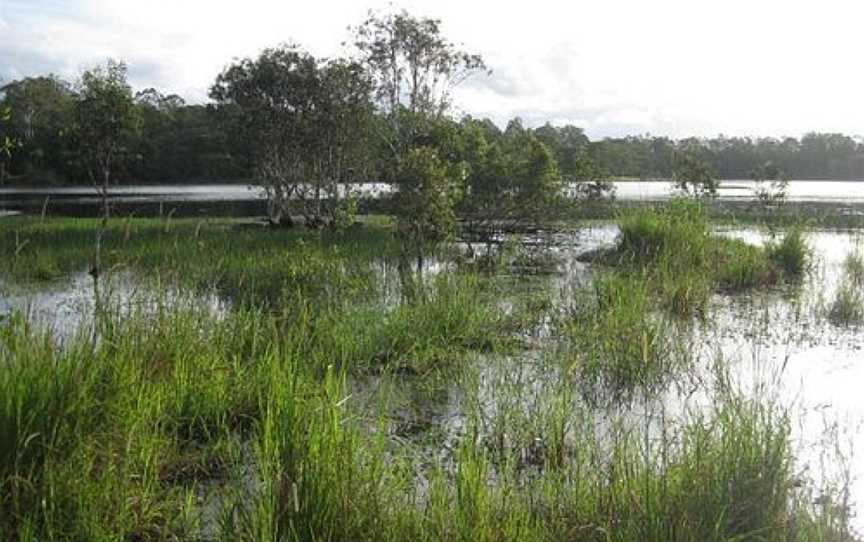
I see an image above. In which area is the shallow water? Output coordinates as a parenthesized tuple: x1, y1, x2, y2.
(0, 270, 228, 342)
(4, 179, 864, 209)
(4, 223, 864, 534)
(350, 224, 864, 532)
(616, 179, 864, 203)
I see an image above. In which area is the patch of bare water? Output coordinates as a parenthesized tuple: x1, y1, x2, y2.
(0, 270, 228, 342)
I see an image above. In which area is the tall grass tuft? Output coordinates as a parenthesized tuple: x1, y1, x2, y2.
(768, 227, 811, 278)
(829, 247, 864, 325)
(616, 200, 798, 317)
(563, 272, 679, 397)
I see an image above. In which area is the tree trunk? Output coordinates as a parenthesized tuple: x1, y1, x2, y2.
(102, 167, 111, 225)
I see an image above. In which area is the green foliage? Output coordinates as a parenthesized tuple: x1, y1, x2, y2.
(767, 227, 810, 278)
(829, 248, 864, 325)
(0, 215, 855, 541)
(73, 59, 141, 188)
(619, 198, 710, 261)
(672, 148, 718, 198)
(0, 77, 72, 182)
(588, 132, 864, 181)
(394, 146, 461, 249)
(752, 161, 790, 207)
(211, 46, 375, 228)
(564, 272, 674, 396)
(829, 284, 864, 326)
(133, 90, 247, 182)
(617, 200, 785, 315)
(352, 9, 486, 118)
(0, 107, 18, 160)
(459, 122, 566, 242)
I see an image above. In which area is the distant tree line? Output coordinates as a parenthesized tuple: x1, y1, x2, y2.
(588, 133, 864, 180)
(2, 73, 863, 185)
(0, 72, 604, 188)
(0, 75, 249, 184)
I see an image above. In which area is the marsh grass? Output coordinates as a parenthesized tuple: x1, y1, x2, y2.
(0, 217, 398, 308)
(615, 200, 806, 317)
(0, 215, 855, 541)
(561, 272, 684, 400)
(829, 247, 864, 325)
(768, 226, 811, 278)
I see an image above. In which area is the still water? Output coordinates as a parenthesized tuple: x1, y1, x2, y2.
(2, 219, 864, 533)
(3, 180, 864, 209)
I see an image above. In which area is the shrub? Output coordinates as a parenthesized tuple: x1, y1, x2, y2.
(767, 227, 810, 278)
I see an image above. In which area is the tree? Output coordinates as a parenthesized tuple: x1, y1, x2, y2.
(533, 122, 591, 177)
(353, 9, 487, 261)
(570, 155, 615, 201)
(0, 76, 75, 183)
(0, 106, 18, 183)
(393, 146, 461, 269)
(73, 59, 140, 282)
(459, 122, 565, 247)
(672, 149, 718, 198)
(211, 46, 374, 228)
(751, 161, 789, 208)
(353, 9, 486, 119)
(74, 60, 140, 219)
(352, 9, 487, 166)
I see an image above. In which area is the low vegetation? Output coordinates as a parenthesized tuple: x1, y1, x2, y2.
(0, 213, 850, 540)
(587, 200, 810, 317)
(829, 247, 864, 325)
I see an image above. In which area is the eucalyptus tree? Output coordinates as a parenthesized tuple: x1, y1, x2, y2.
(211, 46, 374, 228)
(73, 59, 140, 283)
(352, 9, 486, 121)
(352, 9, 487, 255)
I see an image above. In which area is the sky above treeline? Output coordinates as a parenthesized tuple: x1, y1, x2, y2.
(2, 0, 863, 140)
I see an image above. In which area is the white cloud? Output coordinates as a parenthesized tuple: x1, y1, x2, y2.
(3, 0, 864, 138)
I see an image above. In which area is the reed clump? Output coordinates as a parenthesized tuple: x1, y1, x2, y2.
(616, 200, 806, 317)
(829, 248, 864, 325)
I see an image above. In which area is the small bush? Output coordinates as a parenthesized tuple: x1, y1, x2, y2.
(768, 227, 810, 278)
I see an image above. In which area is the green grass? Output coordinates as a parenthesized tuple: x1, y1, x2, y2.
(0, 215, 854, 541)
(767, 227, 811, 278)
(2, 306, 849, 541)
(829, 247, 864, 326)
(0, 217, 399, 308)
(563, 272, 680, 399)
(613, 200, 808, 317)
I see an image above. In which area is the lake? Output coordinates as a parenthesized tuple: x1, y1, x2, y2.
(3, 180, 864, 217)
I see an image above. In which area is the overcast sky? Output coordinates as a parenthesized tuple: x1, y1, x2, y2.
(2, 0, 863, 139)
